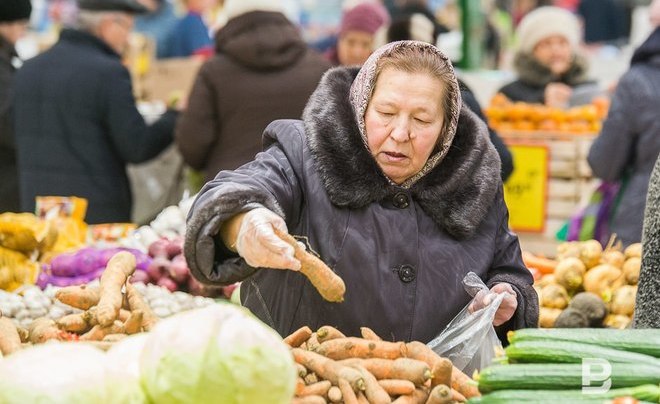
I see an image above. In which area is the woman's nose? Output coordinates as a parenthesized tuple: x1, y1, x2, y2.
(390, 118, 411, 142)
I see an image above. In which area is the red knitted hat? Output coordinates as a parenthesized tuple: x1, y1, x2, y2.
(339, 2, 390, 36)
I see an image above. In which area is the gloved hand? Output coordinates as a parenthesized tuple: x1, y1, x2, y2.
(468, 283, 518, 326)
(235, 208, 301, 271)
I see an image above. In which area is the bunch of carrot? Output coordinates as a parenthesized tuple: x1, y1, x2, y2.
(0, 251, 158, 354)
(284, 325, 480, 404)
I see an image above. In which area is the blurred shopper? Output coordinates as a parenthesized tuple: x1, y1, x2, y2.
(587, 26, 660, 247)
(161, 0, 215, 58)
(577, 0, 627, 46)
(326, 1, 390, 66)
(134, 0, 178, 58)
(497, 6, 592, 108)
(634, 154, 660, 328)
(0, 0, 31, 213)
(175, 0, 330, 183)
(13, 0, 177, 223)
(387, 14, 514, 181)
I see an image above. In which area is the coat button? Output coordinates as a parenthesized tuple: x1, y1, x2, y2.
(396, 265, 416, 283)
(392, 192, 409, 209)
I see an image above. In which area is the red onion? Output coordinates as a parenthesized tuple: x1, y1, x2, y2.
(148, 238, 170, 258)
(169, 254, 190, 284)
(145, 256, 170, 282)
(157, 277, 178, 293)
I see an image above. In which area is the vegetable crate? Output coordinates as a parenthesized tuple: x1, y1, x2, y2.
(500, 131, 598, 257)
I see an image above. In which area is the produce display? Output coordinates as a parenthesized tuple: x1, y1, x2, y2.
(523, 240, 641, 328)
(285, 325, 479, 403)
(470, 328, 660, 403)
(485, 93, 609, 134)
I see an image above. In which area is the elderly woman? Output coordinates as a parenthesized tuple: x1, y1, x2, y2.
(497, 6, 593, 108)
(185, 41, 538, 342)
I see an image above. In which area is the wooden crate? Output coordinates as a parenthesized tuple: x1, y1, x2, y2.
(500, 131, 598, 255)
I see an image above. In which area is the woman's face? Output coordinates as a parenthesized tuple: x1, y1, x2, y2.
(337, 30, 374, 66)
(533, 35, 572, 76)
(365, 67, 445, 185)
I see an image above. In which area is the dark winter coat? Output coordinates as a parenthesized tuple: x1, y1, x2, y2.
(175, 11, 330, 183)
(184, 67, 538, 343)
(0, 36, 19, 213)
(634, 154, 660, 328)
(588, 28, 660, 246)
(13, 29, 176, 223)
(498, 52, 592, 104)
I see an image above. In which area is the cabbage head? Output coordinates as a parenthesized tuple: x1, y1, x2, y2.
(0, 342, 107, 404)
(140, 303, 296, 404)
(106, 333, 149, 403)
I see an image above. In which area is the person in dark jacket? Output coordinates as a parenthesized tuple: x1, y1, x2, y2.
(0, 0, 31, 213)
(497, 6, 592, 108)
(588, 27, 660, 247)
(634, 153, 660, 328)
(577, 0, 627, 45)
(386, 12, 513, 181)
(13, 0, 177, 223)
(184, 41, 538, 343)
(175, 0, 331, 183)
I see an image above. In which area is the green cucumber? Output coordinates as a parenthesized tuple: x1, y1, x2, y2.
(470, 384, 660, 403)
(508, 328, 660, 357)
(477, 363, 660, 393)
(505, 340, 660, 366)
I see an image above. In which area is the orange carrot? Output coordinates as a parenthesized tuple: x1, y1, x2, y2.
(126, 283, 158, 331)
(430, 358, 452, 388)
(450, 366, 480, 399)
(327, 386, 342, 403)
(378, 379, 415, 396)
(284, 326, 313, 347)
(292, 395, 326, 404)
(452, 388, 467, 402)
(350, 364, 390, 404)
(316, 325, 346, 343)
(360, 327, 382, 341)
(307, 332, 320, 352)
(356, 392, 369, 404)
(391, 387, 429, 404)
(55, 313, 91, 333)
(299, 380, 332, 397)
(80, 320, 125, 341)
(340, 358, 431, 386)
(315, 337, 406, 360)
(0, 316, 22, 355)
(28, 318, 70, 344)
(339, 379, 358, 404)
(274, 228, 346, 302)
(55, 285, 100, 310)
(292, 348, 365, 392)
(296, 377, 306, 395)
(96, 252, 136, 327)
(296, 363, 308, 378)
(426, 384, 453, 404)
(123, 310, 143, 334)
(522, 251, 557, 274)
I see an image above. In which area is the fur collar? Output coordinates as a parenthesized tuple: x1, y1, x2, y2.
(514, 52, 589, 87)
(303, 67, 501, 239)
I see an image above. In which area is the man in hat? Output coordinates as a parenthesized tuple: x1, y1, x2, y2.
(13, 0, 178, 223)
(0, 0, 31, 213)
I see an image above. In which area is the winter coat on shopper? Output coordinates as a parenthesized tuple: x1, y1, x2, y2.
(588, 27, 660, 247)
(497, 53, 592, 104)
(0, 36, 19, 213)
(13, 29, 176, 223)
(184, 43, 538, 343)
(634, 154, 660, 328)
(175, 11, 330, 183)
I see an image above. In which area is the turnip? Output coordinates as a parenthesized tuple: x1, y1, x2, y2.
(145, 257, 170, 282)
(148, 238, 170, 259)
(168, 254, 189, 284)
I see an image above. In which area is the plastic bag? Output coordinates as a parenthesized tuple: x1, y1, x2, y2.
(427, 272, 504, 377)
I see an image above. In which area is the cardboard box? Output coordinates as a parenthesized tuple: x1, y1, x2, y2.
(141, 57, 203, 103)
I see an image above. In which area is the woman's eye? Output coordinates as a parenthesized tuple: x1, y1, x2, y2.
(379, 111, 394, 117)
(415, 117, 430, 124)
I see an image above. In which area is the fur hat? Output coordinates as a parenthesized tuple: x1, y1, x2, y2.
(0, 0, 32, 23)
(340, 2, 390, 36)
(221, 0, 284, 22)
(516, 6, 581, 53)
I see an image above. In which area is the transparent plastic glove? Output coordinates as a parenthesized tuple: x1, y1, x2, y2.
(235, 208, 301, 271)
(468, 283, 518, 326)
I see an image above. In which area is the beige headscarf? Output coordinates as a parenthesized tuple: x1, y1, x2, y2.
(348, 40, 462, 188)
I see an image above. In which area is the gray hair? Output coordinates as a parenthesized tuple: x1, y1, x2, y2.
(73, 10, 118, 32)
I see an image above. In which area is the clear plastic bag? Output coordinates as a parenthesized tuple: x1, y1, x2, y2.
(427, 272, 504, 377)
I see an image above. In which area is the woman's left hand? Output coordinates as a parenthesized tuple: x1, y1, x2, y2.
(468, 283, 518, 326)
